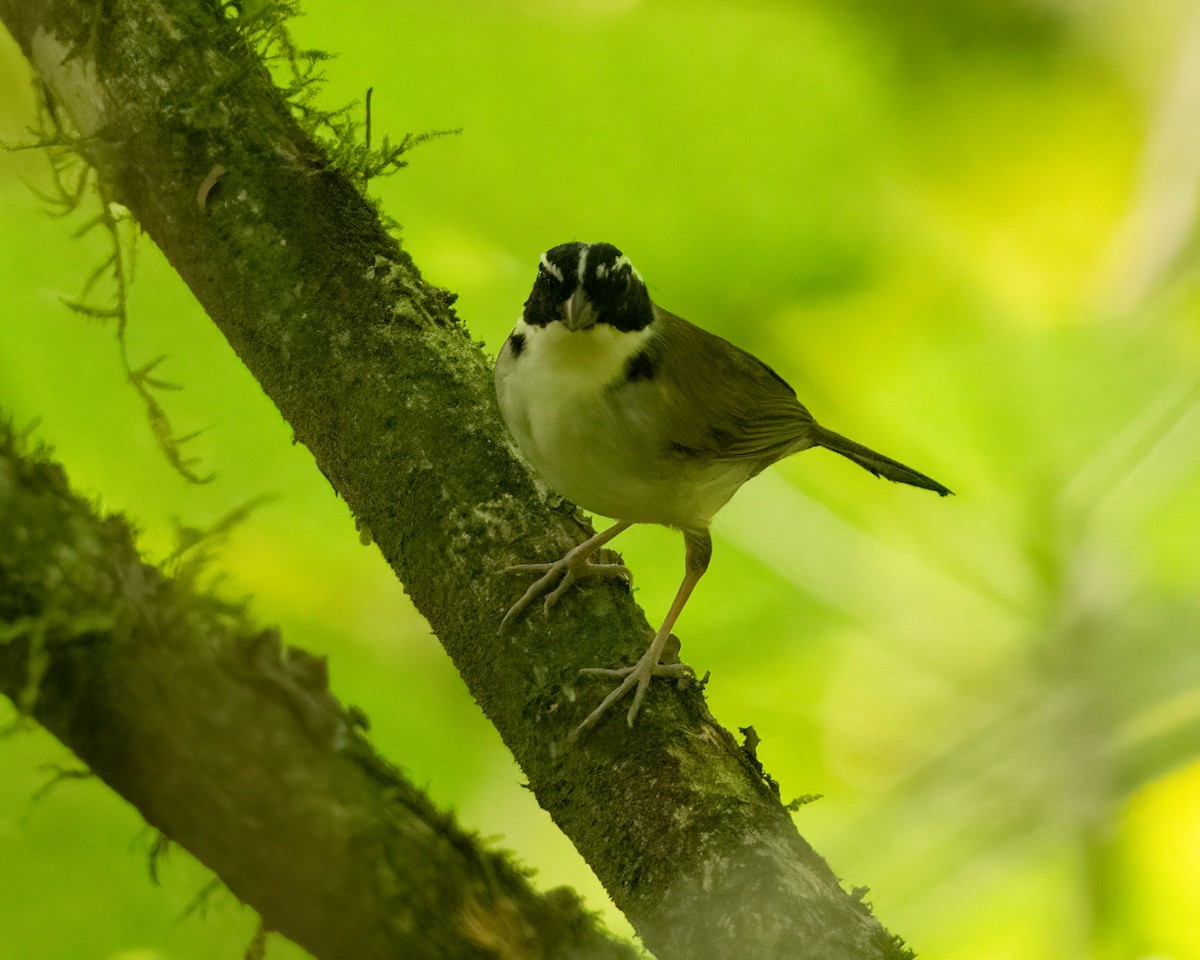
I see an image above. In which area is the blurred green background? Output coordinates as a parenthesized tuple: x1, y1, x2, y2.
(3, 0, 1200, 957)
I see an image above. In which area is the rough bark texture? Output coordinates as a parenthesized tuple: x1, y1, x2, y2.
(0, 423, 641, 960)
(0, 2, 913, 958)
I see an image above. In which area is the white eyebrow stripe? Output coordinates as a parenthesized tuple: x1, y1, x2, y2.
(613, 253, 643, 282)
(539, 251, 564, 281)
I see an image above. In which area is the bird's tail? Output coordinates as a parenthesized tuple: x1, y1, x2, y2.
(812, 426, 953, 497)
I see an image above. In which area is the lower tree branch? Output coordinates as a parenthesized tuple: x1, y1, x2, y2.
(0, 420, 639, 960)
(0, 2, 912, 957)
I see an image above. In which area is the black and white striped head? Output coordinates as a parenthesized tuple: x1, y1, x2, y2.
(523, 242, 653, 333)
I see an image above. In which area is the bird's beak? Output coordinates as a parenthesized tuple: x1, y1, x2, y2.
(563, 288, 597, 331)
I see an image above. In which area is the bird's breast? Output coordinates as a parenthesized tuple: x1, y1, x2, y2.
(496, 321, 747, 527)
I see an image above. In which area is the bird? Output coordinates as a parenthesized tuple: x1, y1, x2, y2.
(494, 241, 951, 738)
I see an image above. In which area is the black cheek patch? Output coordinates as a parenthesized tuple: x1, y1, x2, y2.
(523, 282, 558, 327)
(625, 350, 656, 382)
(606, 280, 654, 332)
(508, 332, 526, 357)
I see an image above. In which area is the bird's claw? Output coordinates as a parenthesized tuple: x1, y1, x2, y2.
(571, 655, 694, 741)
(498, 554, 631, 634)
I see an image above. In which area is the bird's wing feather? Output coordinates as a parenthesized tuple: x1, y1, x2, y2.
(630, 308, 817, 466)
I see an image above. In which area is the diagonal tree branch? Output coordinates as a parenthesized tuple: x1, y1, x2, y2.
(0, 2, 912, 957)
(0, 418, 639, 960)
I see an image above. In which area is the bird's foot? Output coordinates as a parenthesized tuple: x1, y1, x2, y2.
(499, 545, 631, 634)
(572, 648, 694, 740)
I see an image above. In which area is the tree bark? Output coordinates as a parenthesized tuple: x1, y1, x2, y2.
(0, 420, 640, 960)
(0, 2, 913, 958)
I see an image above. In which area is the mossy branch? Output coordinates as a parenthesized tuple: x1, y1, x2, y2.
(0, 1, 912, 958)
(0, 418, 639, 960)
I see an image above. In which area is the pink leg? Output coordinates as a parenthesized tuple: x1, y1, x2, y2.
(573, 527, 712, 739)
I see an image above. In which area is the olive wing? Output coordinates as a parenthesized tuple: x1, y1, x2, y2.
(634, 308, 817, 465)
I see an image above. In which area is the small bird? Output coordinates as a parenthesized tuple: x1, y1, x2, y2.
(495, 242, 951, 737)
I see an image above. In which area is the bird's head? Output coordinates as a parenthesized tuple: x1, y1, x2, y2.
(523, 242, 653, 333)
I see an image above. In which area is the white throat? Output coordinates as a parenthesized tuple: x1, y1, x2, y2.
(512, 316, 653, 396)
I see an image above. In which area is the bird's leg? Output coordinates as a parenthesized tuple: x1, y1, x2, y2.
(573, 527, 712, 739)
(499, 519, 635, 634)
